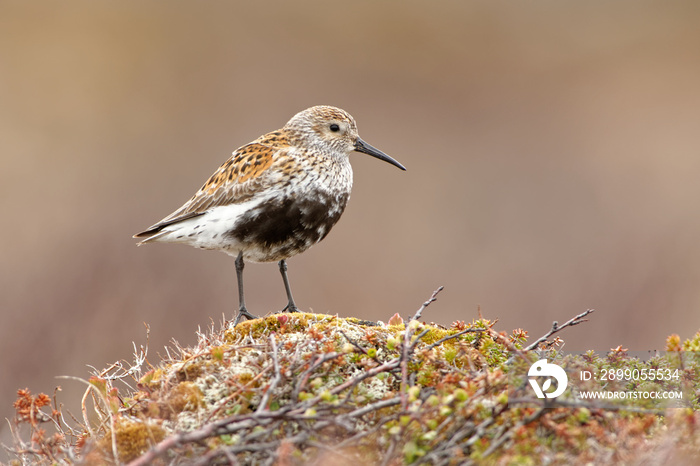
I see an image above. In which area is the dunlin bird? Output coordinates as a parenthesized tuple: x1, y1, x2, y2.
(134, 105, 405, 325)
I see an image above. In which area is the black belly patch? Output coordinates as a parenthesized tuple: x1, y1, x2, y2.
(228, 194, 348, 256)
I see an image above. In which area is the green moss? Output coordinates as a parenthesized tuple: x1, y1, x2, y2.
(176, 360, 205, 381)
(95, 420, 166, 463)
(238, 371, 256, 386)
(166, 381, 205, 414)
(139, 368, 165, 390)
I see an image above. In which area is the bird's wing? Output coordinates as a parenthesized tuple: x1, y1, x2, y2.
(134, 137, 291, 238)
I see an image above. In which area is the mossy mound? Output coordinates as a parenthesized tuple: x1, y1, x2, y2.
(6, 310, 700, 465)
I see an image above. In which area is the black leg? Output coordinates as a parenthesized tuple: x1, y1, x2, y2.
(233, 251, 258, 325)
(278, 259, 299, 313)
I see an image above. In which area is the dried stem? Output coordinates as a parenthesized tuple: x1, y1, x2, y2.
(410, 285, 444, 322)
(524, 308, 595, 351)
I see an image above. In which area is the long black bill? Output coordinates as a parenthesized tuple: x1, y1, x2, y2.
(354, 138, 406, 171)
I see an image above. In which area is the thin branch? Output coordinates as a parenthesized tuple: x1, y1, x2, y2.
(481, 407, 547, 458)
(425, 327, 486, 352)
(327, 358, 400, 398)
(381, 435, 400, 466)
(409, 328, 433, 351)
(206, 364, 273, 422)
(339, 330, 368, 354)
(344, 396, 402, 419)
(58, 375, 119, 464)
(291, 352, 344, 401)
(524, 309, 595, 351)
(127, 413, 285, 466)
(192, 433, 309, 466)
(410, 286, 445, 322)
(507, 397, 668, 415)
(333, 417, 396, 450)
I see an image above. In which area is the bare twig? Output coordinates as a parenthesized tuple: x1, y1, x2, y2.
(127, 412, 284, 466)
(524, 309, 595, 351)
(410, 286, 445, 322)
(345, 396, 402, 419)
(326, 358, 401, 399)
(192, 433, 310, 466)
(481, 407, 547, 458)
(381, 435, 400, 466)
(507, 397, 667, 415)
(206, 364, 273, 422)
(399, 288, 445, 410)
(58, 375, 119, 464)
(292, 352, 344, 401)
(425, 327, 486, 351)
(339, 330, 368, 354)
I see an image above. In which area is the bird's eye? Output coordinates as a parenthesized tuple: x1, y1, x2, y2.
(329, 123, 340, 132)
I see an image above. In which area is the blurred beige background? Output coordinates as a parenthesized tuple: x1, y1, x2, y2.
(2, 0, 700, 446)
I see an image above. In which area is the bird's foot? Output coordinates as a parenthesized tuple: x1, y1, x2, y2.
(233, 307, 258, 326)
(279, 302, 299, 314)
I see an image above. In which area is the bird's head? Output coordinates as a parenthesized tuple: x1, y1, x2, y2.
(285, 105, 406, 171)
